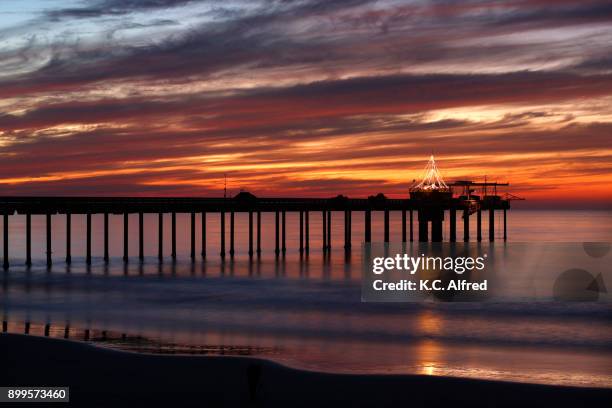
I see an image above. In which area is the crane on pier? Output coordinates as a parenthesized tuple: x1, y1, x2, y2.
(449, 180, 510, 200)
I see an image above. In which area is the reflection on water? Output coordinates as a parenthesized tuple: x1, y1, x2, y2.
(2, 321, 279, 356)
(1, 210, 611, 388)
(415, 339, 443, 376)
(2, 254, 611, 388)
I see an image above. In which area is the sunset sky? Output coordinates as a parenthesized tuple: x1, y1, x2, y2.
(1, 0, 611, 208)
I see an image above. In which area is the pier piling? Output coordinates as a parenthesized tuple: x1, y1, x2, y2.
(365, 210, 371, 243)
(86, 213, 91, 265)
(104, 213, 109, 262)
(158, 213, 163, 261)
(348, 210, 352, 249)
(26, 213, 32, 266)
(3, 214, 8, 270)
(190, 212, 195, 261)
(256, 211, 261, 255)
(322, 211, 327, 251)
(220, 212, 226, 258)
(504, 208, 507, 241)
(46, 213, 52, 267)
(299, 211, 304, 253)
(139, 212, 144, 261)
(275, 211, 280, 256)
(326, 211, 331, 250)
(201, 212, 207, 258)
(123, 213, 128, 262)
(171, 212, 176, 260)
(344, 210, 349, 250)
(384, 210, 390, 243)
(248, 211, 254, 257)
(344, 210, 352, 250)
(66, 213, 71, 264)
(230, 211, 235, 257)
(463, 209, 470, 242)
(305, 210, 310, 252)
(281, 211, 286, 254)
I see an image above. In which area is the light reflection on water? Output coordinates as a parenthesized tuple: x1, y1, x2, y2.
(1, 210, 611, 388)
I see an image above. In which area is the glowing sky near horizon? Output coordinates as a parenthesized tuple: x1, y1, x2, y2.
(1, 0, 611, 207)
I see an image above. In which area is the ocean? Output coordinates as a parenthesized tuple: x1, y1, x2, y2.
(1, 209, 611, 387)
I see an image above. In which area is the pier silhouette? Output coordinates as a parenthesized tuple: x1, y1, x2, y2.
(0, 191, 511, 269)
(0, 158, 517, 269)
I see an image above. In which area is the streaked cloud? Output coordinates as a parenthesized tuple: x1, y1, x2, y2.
(0, 0, 611, 207)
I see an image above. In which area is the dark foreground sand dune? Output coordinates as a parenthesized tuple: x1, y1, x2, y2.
(0, 334, 610, 407)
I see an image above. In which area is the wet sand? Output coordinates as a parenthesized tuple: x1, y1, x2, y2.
(1, 333, 610, 407)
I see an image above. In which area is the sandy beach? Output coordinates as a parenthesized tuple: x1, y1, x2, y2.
(1, 333, 610, 407)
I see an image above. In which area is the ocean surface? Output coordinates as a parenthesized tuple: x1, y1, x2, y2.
(1, 209, 611, 387)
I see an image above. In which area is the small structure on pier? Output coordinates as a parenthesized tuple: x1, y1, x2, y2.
(410, 155, 453, 201)
(410, 155, 450, 192)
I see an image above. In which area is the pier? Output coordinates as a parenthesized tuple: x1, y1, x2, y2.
(0, 157, 521, 268)
(0, 190, 510, 268)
